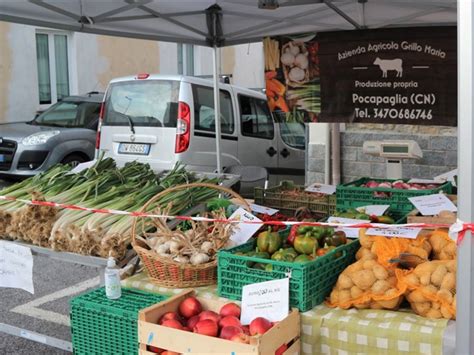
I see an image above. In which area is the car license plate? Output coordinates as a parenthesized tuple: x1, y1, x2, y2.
(118, 143, 150, 155)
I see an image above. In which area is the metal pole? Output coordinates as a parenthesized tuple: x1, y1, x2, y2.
(457, 0, 474, 353)
(213, 45, 223, 173)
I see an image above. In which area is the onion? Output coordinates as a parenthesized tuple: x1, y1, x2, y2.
(295, 53, 309, 69)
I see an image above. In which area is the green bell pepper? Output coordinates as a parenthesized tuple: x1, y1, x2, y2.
(257, 228, 282, 254)
(294, 232, 319, 255)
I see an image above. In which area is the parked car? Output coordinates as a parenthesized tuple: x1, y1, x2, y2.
(98, 74, 305, 184)
(0, 92, 103, 178)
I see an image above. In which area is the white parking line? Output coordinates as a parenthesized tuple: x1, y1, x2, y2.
(11, 276, 100, 326)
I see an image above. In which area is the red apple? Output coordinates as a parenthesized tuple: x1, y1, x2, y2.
(179, 297, 202, 319)
(147, 345, 164, 353)
(249, 317, 272, 336)
(219, 303, 241, 318)
(219, 316, 241, 329)
(220, 325, 243, 340)
(275, 344, 288, 355)
(230, 333, 250, 344)
(182, 326, 191, 332)
(241, 325, 250, 335)
(187, 315, 200, 329)
(193, 319, 219, 337)
(158, 312, 181, 325)
(199, 310, 221, 324)
(161, 319, 184, 330)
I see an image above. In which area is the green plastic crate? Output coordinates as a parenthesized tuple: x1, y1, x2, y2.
(336, 178, 452, 217)
(254, 180, 336, 218)
(70, 287, 166, 355)
(218, 238, 360, 312)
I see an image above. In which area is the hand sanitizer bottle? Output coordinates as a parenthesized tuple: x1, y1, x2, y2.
(105, 257, 121, 300)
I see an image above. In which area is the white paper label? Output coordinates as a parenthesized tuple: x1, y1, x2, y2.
(229, 208, 263, 246)
(408, 194, 457, 216)
(407, 178, 444, 184)
(250, 203, 279, 216)
(327, 216, 369, 239)
(357, 205, 390, 216)
(366, 227, 422, 239)
(0, 241, 34, 294)
(241, 278, 289, 325)
(305, 183, 336, 195)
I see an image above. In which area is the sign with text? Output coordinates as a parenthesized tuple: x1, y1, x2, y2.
(327, 216, 368, 239)
(241, 278, 289, 325)
(366, 227, 422, 239)
(0, 241, 34, 294)
(250, 203, 279, 216)
(305, 183, 336, 195)
(318, 27, 456, 126)
(409, 194, 457, 216)
(229, 208, 263, 246)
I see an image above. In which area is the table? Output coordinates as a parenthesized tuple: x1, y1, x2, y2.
(123, 272, 455, 355)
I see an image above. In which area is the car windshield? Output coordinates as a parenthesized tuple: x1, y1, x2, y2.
(103, 80, 180, 128)
(34, 100, 100, 128)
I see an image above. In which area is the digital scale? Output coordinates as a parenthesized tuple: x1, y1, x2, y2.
(362, 140, 423, 179)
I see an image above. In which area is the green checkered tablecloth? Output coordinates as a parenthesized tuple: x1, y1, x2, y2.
(122, 272, 449, 355)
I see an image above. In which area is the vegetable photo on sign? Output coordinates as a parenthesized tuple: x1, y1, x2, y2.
(263, 34, 321, 123)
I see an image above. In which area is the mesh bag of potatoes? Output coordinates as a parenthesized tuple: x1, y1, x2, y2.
(397, 260, 456, 319)
(427, 229, 456, 260)
(327, 258, 406, 310)
(356, 229, 432, 268)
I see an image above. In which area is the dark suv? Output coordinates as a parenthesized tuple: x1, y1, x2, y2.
(0, 92, 103, 178)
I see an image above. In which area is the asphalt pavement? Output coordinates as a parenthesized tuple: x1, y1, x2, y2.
(0, 178, 101, 354)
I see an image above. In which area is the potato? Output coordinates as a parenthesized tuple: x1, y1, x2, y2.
(387, 276, 397, 286)
(425, 309, 442, 319)
(432, 302, 440, 310)
(431, 265, 448, 287)
(420, 273, 431, 286)
(414, 262, 437, 277)
(352, 270, 376, 290)
(359, 231, 373, 248)
(437, 289, 454, 304)
(413, 302, 430, 315)
(370, 301, 384, 309)
(356, 247, 374, 260)
(446, 260, 456, 273)
(441, 305, 454, 319)
(407, 245, 428, 260)
(377, 296, 400, 309)
(405, 273, 420, 287)
(363, 259, 378, 270)
(347, 261, 364, 273)
(408, 289, 427, 303)
(371, 279, 391, 294)
(338, 289, 352, 304)
(373, 265, 389, 280)
(350, 285, 363, 299)
(424, 285, 439, 294)
(354, 301, 370, 309)
(338, 274, 354, 289)
(330, 290, 339, 304)
(440, 272, 455, 291)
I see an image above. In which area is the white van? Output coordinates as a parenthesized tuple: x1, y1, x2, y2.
(98, 74, 305, 184)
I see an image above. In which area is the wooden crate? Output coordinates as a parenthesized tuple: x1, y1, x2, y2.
(138, 290, 300, 355)
(407, 194, 457, 225)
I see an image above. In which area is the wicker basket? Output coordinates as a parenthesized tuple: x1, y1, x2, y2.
(131, 182, 250, 288)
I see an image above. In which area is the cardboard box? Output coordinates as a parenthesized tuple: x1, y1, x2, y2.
(407, 194, 457, 225)
(138, 290, 300, 354)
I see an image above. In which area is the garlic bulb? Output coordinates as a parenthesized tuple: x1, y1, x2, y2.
(200, 241, 214, 254)
(173, 255, 189, 264)
(190, 253, 210, 265)
(295, 53, 309, 69)
(289, 42, 300, 56)
(289, 67, 305, 82)
(169, 240, 183, 254)
(155, 242, 170, 255)
(281, 50, 295, 66)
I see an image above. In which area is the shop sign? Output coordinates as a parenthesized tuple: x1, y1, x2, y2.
(318, 27, 456, 126)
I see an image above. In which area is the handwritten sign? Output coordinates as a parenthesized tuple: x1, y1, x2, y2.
(0, 241, 34, 294)
(327, 216, 369, 239)
(241, 278, 289, 325)
(366, 227, 422, 239)
(229, 208, 263, 246)
(250, 203, 279, 216)
(357, 205, 390, 216)
(408, 194, 457, 216)
(305, 183, 336, 195)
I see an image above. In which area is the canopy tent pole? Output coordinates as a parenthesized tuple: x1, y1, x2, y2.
(456, 0, 474, 353)
(213, 45, 223, 173)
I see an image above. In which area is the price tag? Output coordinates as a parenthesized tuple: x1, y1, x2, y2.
(408, 194, 457, 216)
(357, 205, 390, 216)
(229, 208, 263, 246)
(0, 241, 34, 294)
(327, 216, 369, 239)
(305, 183, 336, 195)
(407, 178, 444, 184)
(240, 278, 289, 325)
(366, 227, 422, 239)
(249, 203, 279, 216)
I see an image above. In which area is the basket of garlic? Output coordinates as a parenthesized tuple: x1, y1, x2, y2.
(131, 182, 250, 288)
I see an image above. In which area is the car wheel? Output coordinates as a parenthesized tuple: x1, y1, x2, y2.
(61, 154, 87, 168)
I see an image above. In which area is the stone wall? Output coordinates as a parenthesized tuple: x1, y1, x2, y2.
(306, 123, 457, 184)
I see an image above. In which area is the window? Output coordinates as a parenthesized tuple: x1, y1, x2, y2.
(177, 44, 194, 75)
(36, 32, 70, 105)
(193, 85, 234, 134)
(104, 80, 180, 127)
(239, 96, 274, 139)
(278, 122, 306, 150)
(34, 100, 100, 129)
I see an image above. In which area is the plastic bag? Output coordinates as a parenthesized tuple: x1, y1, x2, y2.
(398, 260, 456, 319)
(427, 229, 456, 260)
(327, 258, 406, 310)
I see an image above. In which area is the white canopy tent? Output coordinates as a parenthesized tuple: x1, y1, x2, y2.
(0, 0, 471, 353)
